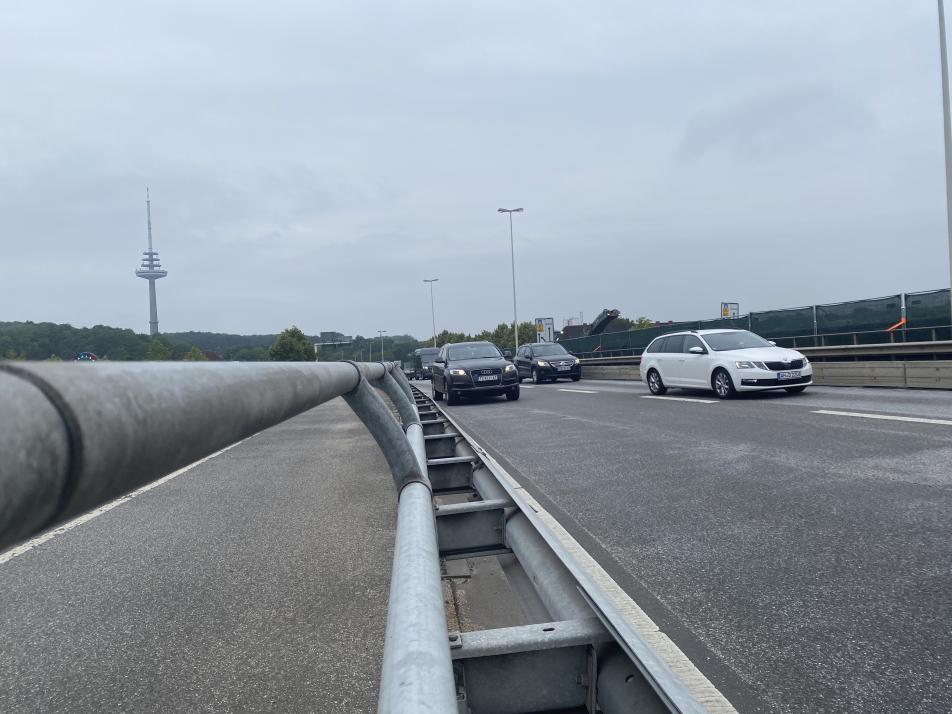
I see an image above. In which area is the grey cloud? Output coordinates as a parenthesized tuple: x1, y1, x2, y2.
(678, 85, 876, 162)
(0, 1, 948, 338)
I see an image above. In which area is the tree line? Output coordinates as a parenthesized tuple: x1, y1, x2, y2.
(1, 314, 652, 363)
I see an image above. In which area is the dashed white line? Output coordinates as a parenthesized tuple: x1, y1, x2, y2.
(558, 388, 599, 394)
(0, 440, 246, 567)
(812, 409, 952, 427)
(640, 395, 718, 404)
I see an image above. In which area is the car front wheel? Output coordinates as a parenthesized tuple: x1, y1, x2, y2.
(506, 386, 520, 401)
(647, 369, 667, 395)
(712, 369, 736, 399)
(433, 383, 443, 401)
(533, 368, 543, 385)
(446, 387, 459, 405)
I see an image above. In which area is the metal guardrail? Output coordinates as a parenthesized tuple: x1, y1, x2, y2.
(1, 361, 735, 712)
(0, 361, 456, 712)
(415, 387, 736, 713)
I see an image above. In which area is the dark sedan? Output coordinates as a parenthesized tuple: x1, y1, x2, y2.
(514, 342, 581, 383)
(431, 341, 520, 405)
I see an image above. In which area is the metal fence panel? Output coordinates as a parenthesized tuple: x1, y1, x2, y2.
(750, 307, 814, 338)
(905, 289, 951, 342)
(816, 295, 901, 334)
(562, 335, 599, 354)
(905, 289, 951, 327)
(698, 316, 749, 331)
(559, 289, 949, 355)
(600, 330, 631, 351)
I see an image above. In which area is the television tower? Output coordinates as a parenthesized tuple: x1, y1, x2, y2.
(135, 188, 168, 336)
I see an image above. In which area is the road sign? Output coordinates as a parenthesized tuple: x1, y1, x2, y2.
(720, 302, 739, 318)
(534, 317, 554, 343)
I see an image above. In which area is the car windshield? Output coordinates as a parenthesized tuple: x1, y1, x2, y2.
(417, 348, 440, 365)
(533, 344, 569, 356)
(447, 343, 501, 360)
(702, 331, 773, 351)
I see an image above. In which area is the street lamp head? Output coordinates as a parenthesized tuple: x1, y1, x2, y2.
(497, 207, 524, 213)
(423, 278, 439, 283)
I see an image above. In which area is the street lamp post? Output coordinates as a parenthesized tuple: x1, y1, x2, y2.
(497, 207, 524, 351)
(378, 330, 387, 361)
(424, 278, 439, 347)
(939, 0, 952, 323)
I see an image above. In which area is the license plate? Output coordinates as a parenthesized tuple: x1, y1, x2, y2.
(556, 365, 570, 371)
(477, 375, 497, 382)
(777, 370, 801, 380)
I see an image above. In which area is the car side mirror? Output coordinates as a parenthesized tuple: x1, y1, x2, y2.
(435, 357, 445, 364)
(768, 341, 777, 346)
(688, 346, 704, 354)
(503, 350, 513, 360)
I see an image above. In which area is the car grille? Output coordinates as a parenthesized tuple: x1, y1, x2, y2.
(551, 360, 575, 368)
(764, 359, 804, 370)
(472, 368, 501, 376)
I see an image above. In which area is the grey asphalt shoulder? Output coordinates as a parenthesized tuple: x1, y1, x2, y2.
(0, 398, 395, 714)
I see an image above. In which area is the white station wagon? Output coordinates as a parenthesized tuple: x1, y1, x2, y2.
(639, 329, 813, 399)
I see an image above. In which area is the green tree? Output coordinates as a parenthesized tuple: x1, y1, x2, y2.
(146, 338, 172, 361)
(226, 345, 271, 361)
(46, 354, 63, 361)
(184, 346, 208, 361)
(434, 329, 469, 347)
(270, 326, 315, 362)
(632, 316, 654, 329)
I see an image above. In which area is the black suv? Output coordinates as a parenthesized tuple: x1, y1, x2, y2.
(515, 342, 581, 383)
(412, 347, 441, 380)
(431, 341, 520, 405)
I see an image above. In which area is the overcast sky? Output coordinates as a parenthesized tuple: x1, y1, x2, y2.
(2, 1, 950, 338)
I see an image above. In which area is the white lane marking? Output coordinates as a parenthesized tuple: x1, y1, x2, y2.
(520, 385, 535, 388)
(0, 440, 246, 566)
(640, 395, 717, 404)
(557, 388, 599, 394)
(813, 409, 952, 427)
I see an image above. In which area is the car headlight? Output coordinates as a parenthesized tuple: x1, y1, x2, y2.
(802, 356, 810, 365)
(449, 369, 467, 376)
(503, 364, 517, 373)
(537, 360, 549, 367)
(735, 361, 758, 369)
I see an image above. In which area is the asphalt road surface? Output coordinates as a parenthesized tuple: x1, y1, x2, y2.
(426, 379, 952, 713)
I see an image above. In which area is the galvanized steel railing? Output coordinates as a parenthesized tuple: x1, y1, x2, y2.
(0, 361, 456, 712)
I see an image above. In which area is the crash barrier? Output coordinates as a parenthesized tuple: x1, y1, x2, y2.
(0, 361, 456, 712)
(0, 361, 736, 712)
(560, 289, 952, 357)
